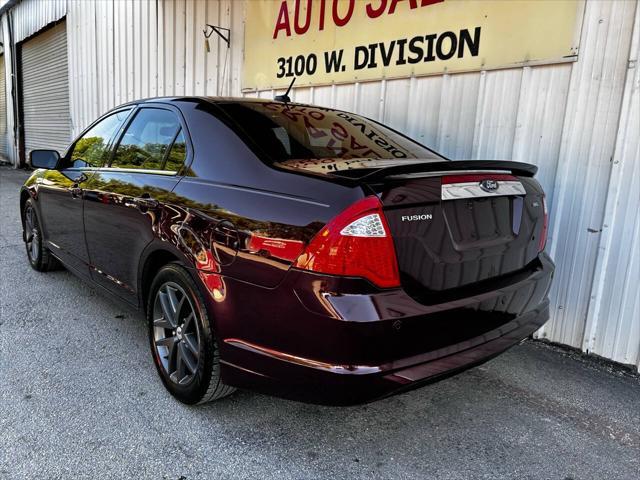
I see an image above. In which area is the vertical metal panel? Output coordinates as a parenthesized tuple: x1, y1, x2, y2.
(404, 76, 442, 148)
(584, 5, 640, 371)
(185, 0, 198, 96)
(21, 21, 71, 155)
(512, 64, 572, 197)
(437, 73, 482, 159)
(0, 15, 16, 165)
(472, 69, 522, 160)
(539, 0, 637, 349)
(356, 81, 384, 120)
(228, 0, 244, 96)
(11, 0, 67, 43)
(382, 78, 411, 132)
(0, 54, 8, 160)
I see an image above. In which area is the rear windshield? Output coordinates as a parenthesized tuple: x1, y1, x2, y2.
(216, 102, 443, 163)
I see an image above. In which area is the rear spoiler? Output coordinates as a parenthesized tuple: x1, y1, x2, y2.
(334, 160, 538, 181)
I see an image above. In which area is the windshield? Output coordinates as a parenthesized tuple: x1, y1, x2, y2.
(216, 102, 443, 163)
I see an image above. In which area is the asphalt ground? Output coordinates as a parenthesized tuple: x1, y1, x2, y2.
(1, 166, 639, 479)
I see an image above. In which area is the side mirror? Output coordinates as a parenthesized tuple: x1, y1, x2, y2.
(29, 150, 60, 170)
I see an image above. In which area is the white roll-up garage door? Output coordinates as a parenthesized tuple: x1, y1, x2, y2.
(0, 54, 9, 161)
(21, 21, 71, 156)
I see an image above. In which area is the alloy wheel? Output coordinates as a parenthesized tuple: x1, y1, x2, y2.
(152, 282, 201, 385)
(24, 205, 40, 263)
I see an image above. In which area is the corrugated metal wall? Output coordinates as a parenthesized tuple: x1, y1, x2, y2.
(10, 0, 67, 43)
(583, 7, 640, 370)
(66, 0, 245, 136)
(541, 0, 637, 353)
(2, 0, 638, 370)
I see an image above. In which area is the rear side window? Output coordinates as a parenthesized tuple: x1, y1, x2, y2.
(111, 108, 186, 172)
(67, 109, 131, 168)
(165, 129, 187, 172)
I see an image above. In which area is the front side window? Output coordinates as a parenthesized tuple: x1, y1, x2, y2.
(67, 109, 131, 168)
(111, 108, 185, 171)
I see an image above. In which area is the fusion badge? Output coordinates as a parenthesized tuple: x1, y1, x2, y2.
(401, 214, 433, 222)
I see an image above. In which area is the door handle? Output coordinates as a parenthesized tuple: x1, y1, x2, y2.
(70, 185, 83, 198)
(69, 172, 88, 199)
(133, 196, 159, 210)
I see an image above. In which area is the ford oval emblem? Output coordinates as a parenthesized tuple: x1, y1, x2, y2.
(479, 179, 499, 192)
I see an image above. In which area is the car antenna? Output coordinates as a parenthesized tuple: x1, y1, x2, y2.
(274, 77, 296, 103)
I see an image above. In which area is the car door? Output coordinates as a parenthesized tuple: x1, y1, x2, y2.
(83, 105, 190, 305)
(36, 108, 133, 277)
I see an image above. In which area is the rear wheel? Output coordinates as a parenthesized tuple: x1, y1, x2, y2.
(22, 199, 60, 272)
(147, 263, 235, 404)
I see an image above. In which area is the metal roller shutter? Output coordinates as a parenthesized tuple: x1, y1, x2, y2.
(0, 54, 8, 161)
(21, 21, 71, 156)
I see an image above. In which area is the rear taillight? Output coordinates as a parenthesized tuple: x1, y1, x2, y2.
(539, 195, 549, 251)
(294, 196, 401, 288)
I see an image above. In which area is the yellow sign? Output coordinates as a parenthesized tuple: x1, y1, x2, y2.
(243, 0, 583, 91)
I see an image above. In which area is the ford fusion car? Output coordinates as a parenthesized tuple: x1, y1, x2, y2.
(21, 97, 554, 405)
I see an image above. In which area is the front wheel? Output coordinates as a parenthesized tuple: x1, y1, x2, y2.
(147, 263, 235, 404)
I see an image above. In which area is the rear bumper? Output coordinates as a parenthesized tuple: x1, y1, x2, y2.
(221, 301, 548, 405)
(212, 253, 554, 405)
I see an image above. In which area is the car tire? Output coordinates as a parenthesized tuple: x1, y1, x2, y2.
(147, 263, 235, 404)
(23, 198, 61, 272)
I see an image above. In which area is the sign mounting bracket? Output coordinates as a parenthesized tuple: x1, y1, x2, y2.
(203, 24, 230, 50)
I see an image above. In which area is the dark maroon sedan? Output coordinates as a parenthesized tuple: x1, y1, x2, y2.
(21, 97, 553, 405)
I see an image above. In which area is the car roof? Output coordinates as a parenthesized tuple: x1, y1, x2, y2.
(119, 96, 308, 108)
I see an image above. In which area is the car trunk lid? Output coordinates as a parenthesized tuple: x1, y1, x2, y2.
(364, 161, 546, 300)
